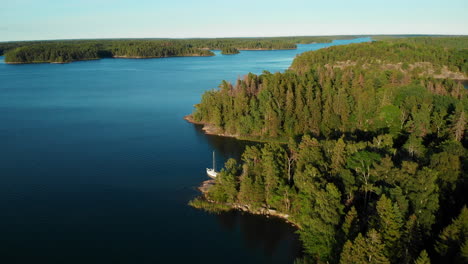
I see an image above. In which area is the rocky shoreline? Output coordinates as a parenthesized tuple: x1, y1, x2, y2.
(185, 116, 297, 226)
(183, 115, 240, 139)
(183, 115, 289, 144)
(195, 178, 299, 228)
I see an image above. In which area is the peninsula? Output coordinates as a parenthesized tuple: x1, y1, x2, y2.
(188, 36, 468, 264)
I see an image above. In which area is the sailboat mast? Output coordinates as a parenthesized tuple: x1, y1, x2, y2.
(213, 151, 216, 171)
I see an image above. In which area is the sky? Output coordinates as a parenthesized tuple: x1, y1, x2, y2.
(0, 0, 467, 41)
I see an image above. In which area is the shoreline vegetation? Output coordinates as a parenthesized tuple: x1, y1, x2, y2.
(190, 39, 467, 141)
(184, 115, 289, 143)
(188, 36, 468, 264)
(0, 36, 353, 64)
(189, 179, 298, 227)
(221, 47, 240, 55)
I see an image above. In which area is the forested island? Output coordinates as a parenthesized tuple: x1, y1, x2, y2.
(0, 36, 349, 64)
(188, 37, 468, 264)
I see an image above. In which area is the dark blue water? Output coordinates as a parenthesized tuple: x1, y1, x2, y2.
(0, 37, 371, 264)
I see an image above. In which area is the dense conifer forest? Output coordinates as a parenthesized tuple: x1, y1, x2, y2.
(190, 37, 468, 264)
(0, 36, 346, 63)
(221, 47, 240, 55)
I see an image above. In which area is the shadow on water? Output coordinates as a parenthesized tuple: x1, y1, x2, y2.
(461, 79, 468, 89)
(0, 39, 373, 264)
(191, 123, 303, 261)
(192, 123, 261, 162)
(218, 211, 303, 260)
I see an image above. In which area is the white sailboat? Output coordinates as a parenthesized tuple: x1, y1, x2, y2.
(206, 151, 218, 178)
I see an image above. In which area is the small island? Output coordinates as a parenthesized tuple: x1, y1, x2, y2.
(221, 47, 240, 55)
(2, 42, 215, 64)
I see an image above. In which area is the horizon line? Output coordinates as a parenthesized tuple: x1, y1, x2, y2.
(2, 34, 468, 43)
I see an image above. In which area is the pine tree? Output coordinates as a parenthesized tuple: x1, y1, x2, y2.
(435, 206, 468, 262)
(331, 137, 347, 175)
(342, 206, 359, 241)
(299, 183, 344, 262)
(430, 150, 461, 193)
(375, 195, 403, 261)
(339, 240, 358, 264)
(401, 214, 423, 264)
(221, 159, 240, 203)
(340, 230, 390, 264)
(451, 107, 466, 142)
(414, 250, 431, 264)
(404, 168, 439, 231)
(237, 172, 264, 209)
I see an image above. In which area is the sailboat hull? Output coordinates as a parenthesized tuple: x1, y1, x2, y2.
(206, 168, 218, 178)
(207, 151, 218, 178)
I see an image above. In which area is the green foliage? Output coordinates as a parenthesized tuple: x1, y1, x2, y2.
(193, 41, 467, 141)
(435, 206, 468, 263)
(374, 195, 404, 261)
(4, 41, 215, 63)
(414, 250, 431, 264)
(298, 183, 344, 261)
(221, 47, 240, 55)
(403, 134, 426, 158)
(384, 36, 468, 50)
(377, 105, 401, 135)
(2, 36, 341, 63)
(188, 197, 232, 213)
(402, 167, 439, 230)
(339, 230, 390, 264)
(201, 129, 464, 263)
(430, 141, 463, 193)
(207, 159, 240, 203)
(341, 206, 359, 241)
(192, 36, 468, 264)
(5, 43, 102, 63)
(347, 151, 381, 203)
(291, 38, 468, 75)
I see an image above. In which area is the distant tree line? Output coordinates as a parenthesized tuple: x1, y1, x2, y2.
(5, 43, 103, 63)
(192, 37, 468, 264)
(221, 47, 240, 55)
(1, 36, 345, 63)
(291, 39, 468, 75)
(3, 41, 215, 63)
(374, 36, 468, 50)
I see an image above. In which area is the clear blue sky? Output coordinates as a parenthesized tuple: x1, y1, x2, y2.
(1, 0, 467, 41)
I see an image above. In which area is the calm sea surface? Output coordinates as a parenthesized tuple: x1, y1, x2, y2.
(0, 38, 370, 263)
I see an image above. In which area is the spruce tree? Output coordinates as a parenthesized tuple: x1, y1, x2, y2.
(414, 250, 431, 264)
(375, 195, 404, 261)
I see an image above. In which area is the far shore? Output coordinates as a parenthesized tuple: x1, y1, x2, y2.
(200, 47, 297, 51)
(4, 54, 215, 64)
(112, 53, 215, 59)
(4, 58, 100, 64)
